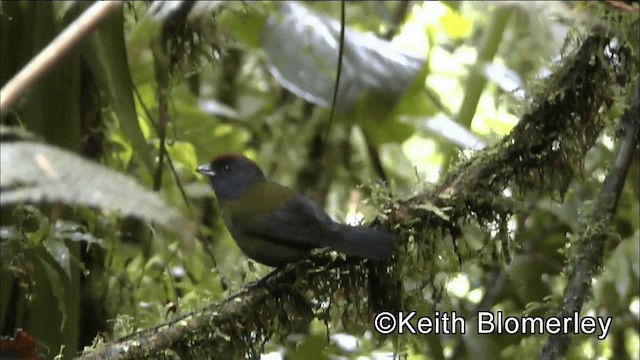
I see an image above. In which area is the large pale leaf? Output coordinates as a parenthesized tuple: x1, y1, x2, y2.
(0, 141, 188, 233)
(261, 2, 426, 111)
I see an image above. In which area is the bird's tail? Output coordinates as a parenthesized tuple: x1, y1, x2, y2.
(331, 224, 395, 260)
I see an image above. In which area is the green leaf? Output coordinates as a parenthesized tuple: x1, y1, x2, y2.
(162, 141, 198, 174)
(0, 141, 190, 235)
(43, 238, 71, 279)
(36, 252, 67, 330)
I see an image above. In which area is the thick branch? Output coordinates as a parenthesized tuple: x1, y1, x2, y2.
(539, 89, 639, 360)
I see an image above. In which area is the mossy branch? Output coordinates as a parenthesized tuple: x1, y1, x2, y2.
(79, 254, 376, 359)
(78, 30, 634, 359)
(539, 88, 639, 360)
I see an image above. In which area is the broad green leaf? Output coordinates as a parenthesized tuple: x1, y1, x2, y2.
(0, 141, 190, 234)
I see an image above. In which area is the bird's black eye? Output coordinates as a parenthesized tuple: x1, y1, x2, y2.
(223, 165, 230, 172)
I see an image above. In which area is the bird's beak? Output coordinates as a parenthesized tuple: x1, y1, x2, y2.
(196, 164, 216, 177)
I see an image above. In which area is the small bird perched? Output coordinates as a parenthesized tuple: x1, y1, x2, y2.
(197, 154, 395, 268)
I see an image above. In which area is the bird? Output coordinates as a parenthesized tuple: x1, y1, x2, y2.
(196, 154, 395, 268)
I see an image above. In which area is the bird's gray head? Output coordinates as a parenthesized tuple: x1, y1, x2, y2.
(197, 154, 265, 203)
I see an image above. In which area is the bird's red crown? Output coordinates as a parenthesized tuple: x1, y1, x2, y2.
(212, 153, 250, 163)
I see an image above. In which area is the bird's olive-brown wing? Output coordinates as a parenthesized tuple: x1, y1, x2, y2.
(235, 187, 339, 249)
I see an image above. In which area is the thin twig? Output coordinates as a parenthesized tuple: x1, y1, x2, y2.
(320, 0, 346, 153)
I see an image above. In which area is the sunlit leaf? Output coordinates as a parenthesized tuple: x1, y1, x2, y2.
(440, 8, 472, 39)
